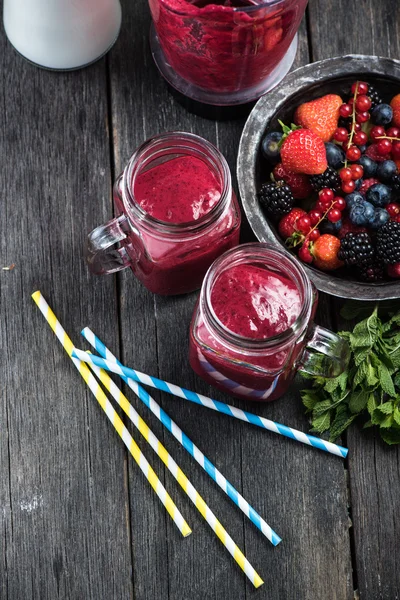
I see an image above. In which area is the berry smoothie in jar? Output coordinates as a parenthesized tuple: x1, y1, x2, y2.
(149, 0, 308, 105)
(86, 132, 241, 295)
(189, 244, 349, 401)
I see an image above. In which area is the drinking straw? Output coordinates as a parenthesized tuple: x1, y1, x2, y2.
(74, 332, 348, 459)
(31, 291, 192, 538)
(76, 337, 281, 547)
(88, 356, 263, 588)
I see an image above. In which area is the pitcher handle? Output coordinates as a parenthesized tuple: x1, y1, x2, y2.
(299, 324, 350, 379)
(86, 214, 134, 275)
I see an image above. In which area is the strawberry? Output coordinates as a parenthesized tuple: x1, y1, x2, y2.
(298, 239, 313, 264)
(273, 163, 312, 199)
(280, 129, 327, 175)
(310, 234, 343, 270)
(365, 144, 390, 163)
(294, 94, 343, 142)
(278, 208, 307, 240)
(359, 178, 380, 194)
(390, 94, 400, 128)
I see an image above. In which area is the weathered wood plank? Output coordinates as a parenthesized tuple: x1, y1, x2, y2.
(0, 18, 132, 599)
(309, 1, 400, 597)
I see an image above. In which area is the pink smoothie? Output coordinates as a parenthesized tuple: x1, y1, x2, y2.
(211, 264, 302, 339)
(189, 262, 306, 401)
(134, 156, 221, 223)
(113, 153, 240, 295)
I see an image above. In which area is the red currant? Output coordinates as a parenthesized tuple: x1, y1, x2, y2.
(339, 103, 352, 118)
(319, 199, 332, 211)
(387, 203, 400, 217)
(393, 214, 400, 223)
(351, 81, 368, 95)
(348, 98, 354, 106)
(333, 128, 348, 142)
(370, 126, 386, 141)
(309, 210, 322, 226)
(356, 111, 370, 123)
(377, 139, 392, 155)
(342, 180, 356, 193)
(327, 208, 342, 223)
(342, 140, 350, 151)
(353, 123, 362, 132)
(297, 216, 311, 234)
(355, 95, 372, 112)
(392, 141, 400, 160)
(319, 188, 334, 202)
(333, 197, 347, 211)
(353, 131, 368, 146)
(339, 167, 353, 181)
(308, 229, 321, 241)
(386, 127, 400, 138)
(350, 164, 364, 180)
(346, 146, 362, 161)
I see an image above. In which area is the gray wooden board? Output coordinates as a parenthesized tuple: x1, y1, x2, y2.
(109, 2, 353, 598)
(309, 0, 400, 597)
(0, 17, 132, 600)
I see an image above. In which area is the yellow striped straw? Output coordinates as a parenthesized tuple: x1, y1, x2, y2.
(31, 291, 191, 539)
(88, 355, 263, 589)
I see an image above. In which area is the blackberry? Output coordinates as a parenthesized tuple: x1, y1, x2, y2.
(359, 260, 385, 282)
(366, 84, 383, 109)
(391, 174, 400, 193)
(310, 167, 340, 192)
(338, 232, 375, 266)
(376, 221, 400, 264)
(259, 181, 294, 218)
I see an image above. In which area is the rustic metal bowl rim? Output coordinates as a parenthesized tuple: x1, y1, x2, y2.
(237, 54, 400, 301)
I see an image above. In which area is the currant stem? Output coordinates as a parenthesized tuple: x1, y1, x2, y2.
(344, 81, 359, 168)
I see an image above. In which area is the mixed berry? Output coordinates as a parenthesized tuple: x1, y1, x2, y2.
(259, 82, 400, 281)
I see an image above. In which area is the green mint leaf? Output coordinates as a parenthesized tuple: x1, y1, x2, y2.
(394, 372, 400, 390)
(340, 301, 376, 321)
(363, 419, 373, 429)
(312, 399, 333, 417)
(329, 410, 357, 441)
(301, 389, 320, 412)
(380, 428, 400, 445)
(390, 348, 400, 370)
(350, 307, 380, 355)
(367, 393, 378, 416)
(324, 371, 348, 394)
(353, 361, 368, 388)
(349, 389, 369, 414)
(394, 407, 400, 427)
(365, 361, 379, 387)
(377, 401, 395, 415)
(310, 412, 331, 434)
(377, 362, 396, 397)
(379, 414, 395, 428)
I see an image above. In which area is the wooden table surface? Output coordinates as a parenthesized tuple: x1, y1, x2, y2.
(1, 1, 399, 598)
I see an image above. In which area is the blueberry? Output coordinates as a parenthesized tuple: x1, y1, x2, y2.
(261, 131, 283, 161)
(370, 208, 390, 230)
(325, 142, 345, 169)
(376, 160, 397, 183)
(320, 219, 342, 234)
(345, 191, 364, 209)
(358, 155, 377, 178)
(354, 179, 362, 190)
(349, 200, 375, 226)
(366, 183, 392, 207)
(371, 103, 393, 126)
(358, 144, 367, 154)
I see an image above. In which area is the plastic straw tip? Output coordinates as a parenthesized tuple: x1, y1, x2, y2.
(271, 532, 282, 546)
(31, 290, 42, 302)
(254, 575, 264, 589)
(341, 448, 349, 458)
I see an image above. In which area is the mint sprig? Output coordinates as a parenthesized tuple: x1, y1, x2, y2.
(301, 306, 400, 445)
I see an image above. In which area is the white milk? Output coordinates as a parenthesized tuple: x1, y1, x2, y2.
(3, 0, 122, 70)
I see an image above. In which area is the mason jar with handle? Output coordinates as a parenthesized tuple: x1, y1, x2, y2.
(189, 243, 350, 402)
(86, 132, 241, 295)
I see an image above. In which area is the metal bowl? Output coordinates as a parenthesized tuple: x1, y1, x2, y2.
(237, 55, 400, 300)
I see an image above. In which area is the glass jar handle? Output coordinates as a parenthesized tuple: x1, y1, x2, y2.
(299, 324, 350, 378)
(86, 214, 134, 275)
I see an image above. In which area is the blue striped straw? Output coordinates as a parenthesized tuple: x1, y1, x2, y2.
(75, 335, 282, 547)
(74, 330, 348, 459)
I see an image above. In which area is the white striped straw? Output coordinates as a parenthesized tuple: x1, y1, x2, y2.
(88, 355, 263, 588)
(75, 331, 348, 459)
(31, 291, 192, 538)
(75, 337, 281, 547)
